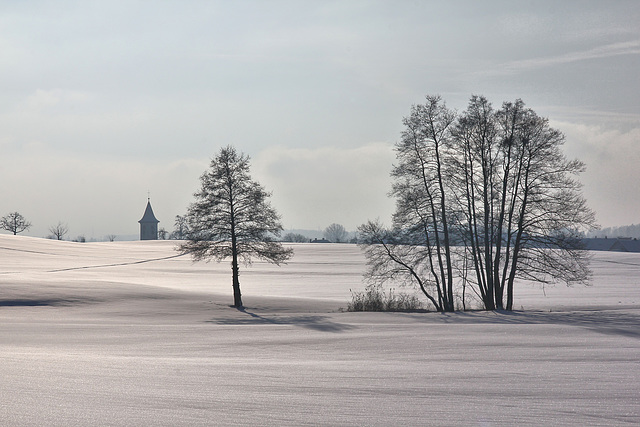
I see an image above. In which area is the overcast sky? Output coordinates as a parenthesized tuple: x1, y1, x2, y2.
(1, 1, 638, 239)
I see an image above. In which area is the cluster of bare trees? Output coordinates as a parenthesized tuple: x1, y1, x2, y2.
(281, 223, 353, 243)
(324, 223, 348, 243)
(0, 212, 117, 242)
(0, 212, 116, 243)
(2, 96, 593, 314)
(0, 214, 99, 242)
(359, 95, 595, 312)
(179, 95, 594, 313)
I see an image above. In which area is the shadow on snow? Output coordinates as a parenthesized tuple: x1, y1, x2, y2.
(207, 307, 355, 333)
(405, 308, 640, 339)
(0, 298, 94, 307)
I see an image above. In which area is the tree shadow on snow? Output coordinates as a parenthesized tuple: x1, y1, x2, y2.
(0, 298, 92, 307)
(207, 307, 354, 333)
(428, 309, 640, 339)
(500, 309, 640, 339)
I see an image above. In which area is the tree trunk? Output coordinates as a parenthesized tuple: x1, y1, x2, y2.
(230, 192, 243, 308)
(232, 256, 242, 308)
(231, 226, 243, 307)
(506, 277, 514, 311)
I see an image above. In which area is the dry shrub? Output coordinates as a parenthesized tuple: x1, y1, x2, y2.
(347, 284, 423, 312)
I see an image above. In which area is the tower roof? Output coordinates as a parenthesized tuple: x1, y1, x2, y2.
(139, 200, 159, 224)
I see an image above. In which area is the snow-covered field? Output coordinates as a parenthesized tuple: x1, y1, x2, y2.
(1, 235, 638, 426)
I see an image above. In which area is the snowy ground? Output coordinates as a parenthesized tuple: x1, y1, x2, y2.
(0, 235, 638, 426)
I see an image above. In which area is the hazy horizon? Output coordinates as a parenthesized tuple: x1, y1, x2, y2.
(1, 1, 638, 239)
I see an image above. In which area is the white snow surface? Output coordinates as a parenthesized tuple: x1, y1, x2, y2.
(0, 235, 638, 426)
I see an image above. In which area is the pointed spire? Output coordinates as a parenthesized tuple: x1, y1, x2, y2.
(139, 199, 159, 224)
(139, 197, 159, 240)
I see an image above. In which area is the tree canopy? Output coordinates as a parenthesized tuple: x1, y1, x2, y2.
(359, 95, 596, 312)
(179, 146, 293, 308)
(324, 223, 348, 243)
(1, 212, 32, 236)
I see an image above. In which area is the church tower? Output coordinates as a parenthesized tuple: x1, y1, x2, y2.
(139, 198, 159, 240)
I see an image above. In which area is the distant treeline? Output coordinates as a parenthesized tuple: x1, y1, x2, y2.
(586, 224, 640, 239)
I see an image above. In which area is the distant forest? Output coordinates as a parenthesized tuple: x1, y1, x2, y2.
(587, 224, 640, 239)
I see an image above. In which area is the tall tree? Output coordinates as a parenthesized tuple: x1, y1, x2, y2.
(360, 95, 457, 312)
(360, 95, 596, 312)
(1, 212, 32, 235)
(179, 146, 293, 308)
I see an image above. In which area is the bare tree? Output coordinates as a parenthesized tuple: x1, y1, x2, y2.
(452, 96, 596, 310)
(179, 145, 293, 308)
(158, 227, 168, 240)
(170, 215, 189, 240)
(1, 212, 32, 235)
(324, 223, 348, 243)
(359, 95, 595, 312)
(360, 95, 457, 312)
(106, 234, 117, 242)
(49, 221, 69, 240)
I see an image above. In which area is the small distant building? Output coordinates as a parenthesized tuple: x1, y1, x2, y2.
(139, 199, 159, 240)
(310, 238, 331, 243)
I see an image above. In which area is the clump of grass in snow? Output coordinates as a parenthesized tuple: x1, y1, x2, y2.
(347, 284, 423, 312)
